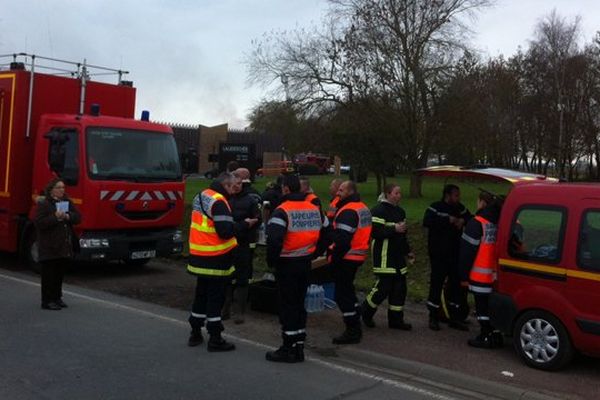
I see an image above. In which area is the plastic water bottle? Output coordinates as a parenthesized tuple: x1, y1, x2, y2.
(262, 272, 275, 282)
(304, 286, 313, 312)
(305, 285, 325, 313)
(315, 285, 325, 312)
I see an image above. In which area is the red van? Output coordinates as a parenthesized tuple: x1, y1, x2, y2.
(419, 166, 600, 370)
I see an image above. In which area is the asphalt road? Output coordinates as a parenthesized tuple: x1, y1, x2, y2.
(0, 270, 490, 400)
(1, 254, 597, 400)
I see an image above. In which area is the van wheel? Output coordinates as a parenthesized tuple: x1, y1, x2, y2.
(513, 310, 573, 371)
(25, 230, 42, 274)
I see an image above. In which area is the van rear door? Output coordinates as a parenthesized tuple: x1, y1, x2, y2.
(569, 202, 600, 341)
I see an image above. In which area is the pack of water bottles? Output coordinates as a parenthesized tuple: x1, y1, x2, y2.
(304, 284, 325, 313)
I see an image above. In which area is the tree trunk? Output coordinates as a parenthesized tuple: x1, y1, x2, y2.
(409, 173, 422, 198)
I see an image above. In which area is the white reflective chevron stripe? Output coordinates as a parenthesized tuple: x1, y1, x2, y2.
(213, 215, 234, 222)
(462, 232, 480, 246)
(469, 285, 493, 294)
(100, 190, 110, 200)
(472, 266, 493, 275)
(140, 192, 153, 201)
(178, 191, 183, 198)
(428, 207, 449, 217)
(336, 223, 356, 233)
(110, 191, 125, 201)
(269, 217, 287, 227)
(167, 191, 177, 200)
(126, 191, 139, 201)
(154, 191, 165, 200)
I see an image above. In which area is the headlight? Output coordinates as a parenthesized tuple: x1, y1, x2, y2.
(79, 238, 110, 248)
(172, 230, 183, 242)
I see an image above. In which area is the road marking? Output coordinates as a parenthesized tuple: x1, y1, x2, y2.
(1, 272, 455, 400)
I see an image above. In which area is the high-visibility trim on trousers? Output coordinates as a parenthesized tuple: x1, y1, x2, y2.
(187, 265, 236, 277)
(284, 329, 306, 336)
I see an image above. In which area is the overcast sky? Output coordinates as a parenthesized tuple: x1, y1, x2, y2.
(1, 0, 599, 129)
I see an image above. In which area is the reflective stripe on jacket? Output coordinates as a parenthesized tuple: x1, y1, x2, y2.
(188, 189, 237, 276)
(333, 201, 372, 262)
(274, 199, 322, 258)
(469, 215, 497, 289)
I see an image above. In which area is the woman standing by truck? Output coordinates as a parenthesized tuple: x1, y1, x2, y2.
(34, 178, 81, 310)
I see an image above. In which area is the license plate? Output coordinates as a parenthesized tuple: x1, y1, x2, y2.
(130, 250, 156, 260)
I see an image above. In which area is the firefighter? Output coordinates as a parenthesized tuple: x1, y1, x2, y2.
(362, 183, 414, 330)
(326, 178, 343, 223)
(423, 184, 472, 331)
(300, 175, 322, 209)
(187, 172, 240, 352)
(460, 191, 504, 349)
(229, 168, 261, 324)
(261, 175, 285, 221)
(265, 174, 323, 363)
(329, 181, 372, 344)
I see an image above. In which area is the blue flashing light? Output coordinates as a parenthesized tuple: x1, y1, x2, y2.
(141, 110, 150, 121)
(90, 104, 101, 116)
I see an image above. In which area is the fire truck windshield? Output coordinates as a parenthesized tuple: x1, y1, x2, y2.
(86, 128, 181, 181)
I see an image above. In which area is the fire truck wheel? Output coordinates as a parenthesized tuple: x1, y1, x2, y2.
(25, 230, 42, 274)
(123, 258, 151, 267)
(513, 310, 574, 371)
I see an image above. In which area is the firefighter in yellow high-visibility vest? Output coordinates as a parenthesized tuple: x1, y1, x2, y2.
(187, 172, 244, 352)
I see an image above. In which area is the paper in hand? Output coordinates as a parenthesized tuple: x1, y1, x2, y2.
(56, 201, 69, 213)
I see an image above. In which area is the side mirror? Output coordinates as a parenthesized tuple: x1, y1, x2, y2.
(44, 129, 79, 186)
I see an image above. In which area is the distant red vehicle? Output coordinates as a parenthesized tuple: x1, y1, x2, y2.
(419, 166, 600, 370)
(293, 152, 331, 174)
(0, 53, 184, 268)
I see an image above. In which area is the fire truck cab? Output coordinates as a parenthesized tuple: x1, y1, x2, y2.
(0, 53, 184, 268)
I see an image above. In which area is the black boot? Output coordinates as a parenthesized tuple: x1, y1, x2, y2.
(187, 330, 204, 347)
(448, 319, 469, 331)
(294, 343, 305, 362)
(490, 331, 504, 348)
(388, 311, 412, 330)
(428, 312, 441, 331)
(207, 334, 235, 352)
(266, 344, 303, 363)
(41, 302, 61, 310)
(468, 332, 494, 348)
(361, 301, 376, 328)
(332, 326, 362, 345)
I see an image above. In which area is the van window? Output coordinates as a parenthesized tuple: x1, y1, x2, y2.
(509, 207, 565, 263)
(578, 210, 600, 271)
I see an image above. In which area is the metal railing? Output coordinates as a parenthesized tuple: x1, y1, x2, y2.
(0, 52, 131, 138)
(0, 52, 129, 83)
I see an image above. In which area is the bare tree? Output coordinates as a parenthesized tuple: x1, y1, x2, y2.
(246, 0, 493, 195)
(529, 9, 581, 177)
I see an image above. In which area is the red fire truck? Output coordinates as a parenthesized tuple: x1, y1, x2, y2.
(0, 53, 184, 268)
